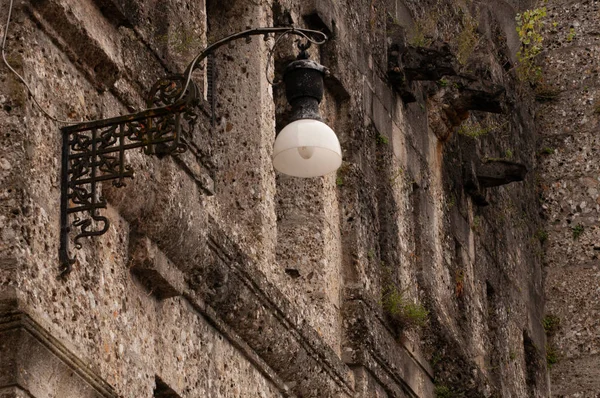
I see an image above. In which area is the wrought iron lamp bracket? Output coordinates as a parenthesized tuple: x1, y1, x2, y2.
(58, 27, 328, 277)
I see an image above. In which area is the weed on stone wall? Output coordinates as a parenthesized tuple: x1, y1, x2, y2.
(434, 385, 453, 398)
(546, 344, 559, 368)
(376, 133, 389, 145)
(456, 14, 479, 65)
(534, 85, 560, 102)
(572, 224, 584, 239)
(515, 3, 547, 83)
(381, 285, 429, 331)
(542, 314, 561, 336)
(457, 119, 507, 139)
(535, 229, 549, 243)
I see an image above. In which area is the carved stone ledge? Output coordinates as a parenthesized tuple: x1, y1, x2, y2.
(402, 44, 458, 82)
(0, 290, 118, 398)
(343, 291, 434, 398)
(443, 77, 506, 114)
(129, 232, 356, 397)
(428, 77, 507, 141)
(26, 0, 122, 91)
(464, 157, 528, 206)
(197, 216, 355, 398)
(129, 235, 187, 300)
(477, 159, 528, 188)
(126, 237, 294, 397)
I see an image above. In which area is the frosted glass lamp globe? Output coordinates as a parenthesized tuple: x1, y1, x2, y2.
(272, 119, 342, 178)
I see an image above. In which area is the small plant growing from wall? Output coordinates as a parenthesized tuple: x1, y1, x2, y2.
(457, 120, 491, 138)
(535, 229, 549, 243)
(515, 4, 547, 83)
(376, 134, 389, 145)
(437, 78, 450, 87)
(434, 385, 459, 398)
(546, 344, 559, 368)
(458, 119, 507, 139)
(381, 285, 429, 331)
(456, 14, 479, 65)
(472, 215, 482, 230)
(543, 314, 561, 336)
(572, 224, 584, 240)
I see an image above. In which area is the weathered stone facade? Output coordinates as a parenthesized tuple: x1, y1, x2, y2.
(539, 0, 600, 396)
(0, 0, 555, 397)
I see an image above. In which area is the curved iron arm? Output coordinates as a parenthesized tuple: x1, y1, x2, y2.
(178, 27, 328, 101)
(58, 27, 329, 277)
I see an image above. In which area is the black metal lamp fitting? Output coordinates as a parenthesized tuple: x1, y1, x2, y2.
(58, 27, 331, 277)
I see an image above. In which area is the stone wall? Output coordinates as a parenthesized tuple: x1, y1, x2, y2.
(0, 0, 550, 397)
(538, 0, 600, 396)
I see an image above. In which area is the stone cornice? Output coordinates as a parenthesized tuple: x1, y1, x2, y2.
(343, 289, 435, 397)
(200, 215, 355, 397)
(0, 303, 118, 398)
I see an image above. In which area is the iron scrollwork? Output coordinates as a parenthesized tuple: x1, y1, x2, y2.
(58, 27, 329, 277)
(59, 75, 199, 276)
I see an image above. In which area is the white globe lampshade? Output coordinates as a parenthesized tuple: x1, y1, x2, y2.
(273, 119, 342, 178)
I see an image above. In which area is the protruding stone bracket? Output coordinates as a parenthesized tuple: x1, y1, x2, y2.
(303, 0, 337, 37)
(402, 44, 458, 81)
(428, 75, 507, 141)
(129, 235, 186, 300)
(386, 22, 457, 103)
(386, 19, 417, 103)
(443, 77, 507, 114)
(477, 159, 528, 188)
(464, 158, 528, 206)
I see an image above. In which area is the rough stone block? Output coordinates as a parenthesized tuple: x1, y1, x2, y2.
(343, 297, 434, 398)
(303, 0, 338, 36)
(199, 216, 354, 398)
(0, 295, 117, 398)
(28, 0, 123, 90)
(402, 44, 457, 81)
(129, 235, 186, 299)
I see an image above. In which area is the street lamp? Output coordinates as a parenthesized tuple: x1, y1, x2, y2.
(57, 27, 341, 276)
(273, 52, 342, 177)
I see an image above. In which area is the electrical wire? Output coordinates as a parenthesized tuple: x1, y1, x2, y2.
(177, 27, 328, 101)
(2, 0, 79, 124)
(2, 1, 328, 125)
(265, 30, 294, 85)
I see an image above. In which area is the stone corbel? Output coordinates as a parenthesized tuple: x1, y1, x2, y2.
(0, 288, 118, 398)
(387, 24, 458, 103)
(427, 75, 507, 141)
(443, 77, 506, 114)
(402, 44, 458, 81)
(342, 288, 435, 398)
(464, 158, 528, 206)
